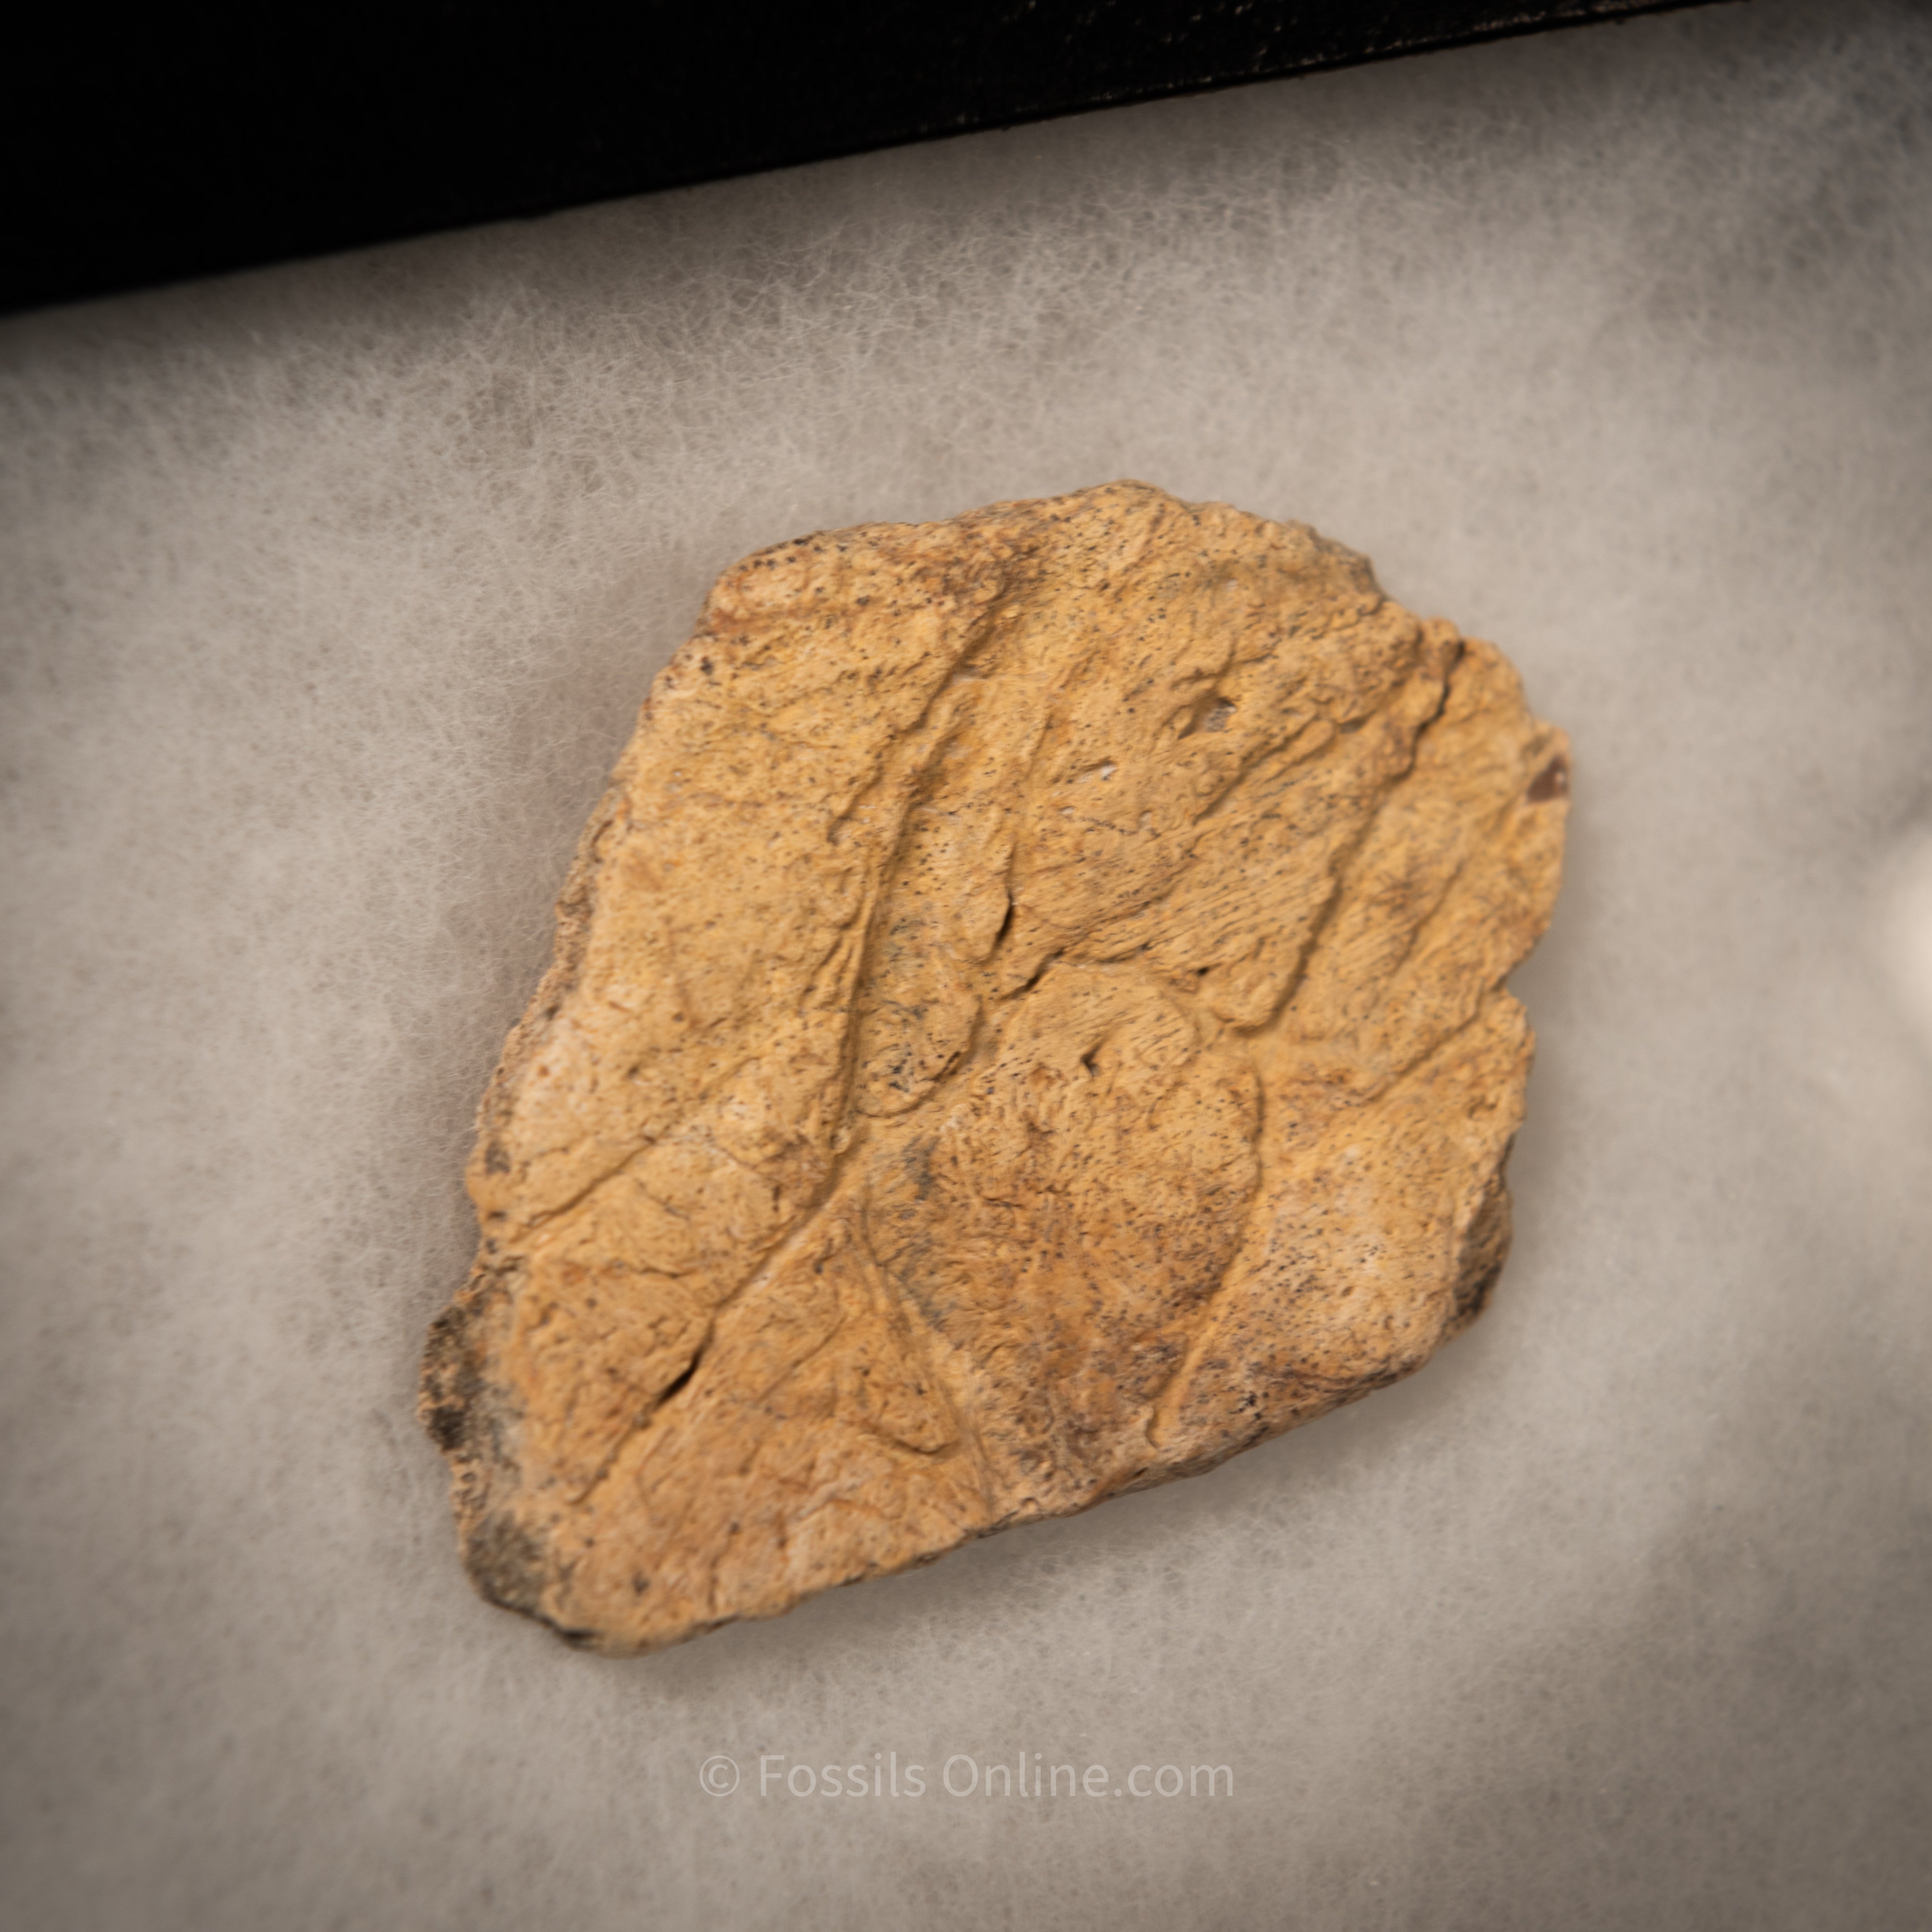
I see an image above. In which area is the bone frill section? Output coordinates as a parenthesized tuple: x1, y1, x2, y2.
(419, 481, 1570, 1654)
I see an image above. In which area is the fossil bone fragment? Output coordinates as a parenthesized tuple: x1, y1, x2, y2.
(420, 481, 1570, 1654)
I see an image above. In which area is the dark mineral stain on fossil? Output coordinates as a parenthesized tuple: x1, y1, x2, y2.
(1528, 755, 1571, 803)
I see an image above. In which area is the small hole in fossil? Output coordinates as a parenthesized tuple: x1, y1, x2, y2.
(1178, 693, 1236, 737)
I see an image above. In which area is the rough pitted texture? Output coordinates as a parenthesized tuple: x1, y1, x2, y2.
(420, 482, 1569, 1654)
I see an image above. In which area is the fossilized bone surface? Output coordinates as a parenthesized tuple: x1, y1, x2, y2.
(420, 481, 1570, 1654)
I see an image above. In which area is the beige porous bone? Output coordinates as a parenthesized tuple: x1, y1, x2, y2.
(420, 481, 1570, 1654)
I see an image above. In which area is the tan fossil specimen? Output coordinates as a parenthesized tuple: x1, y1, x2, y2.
(420, 482, 1570, 1654)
